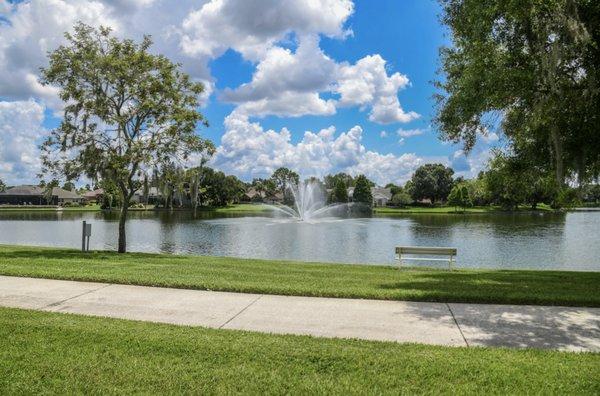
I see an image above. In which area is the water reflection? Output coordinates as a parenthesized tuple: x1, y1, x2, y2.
(0, 210, 597, 271)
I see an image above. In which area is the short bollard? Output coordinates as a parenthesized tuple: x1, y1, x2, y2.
(81, 221, 92, 252)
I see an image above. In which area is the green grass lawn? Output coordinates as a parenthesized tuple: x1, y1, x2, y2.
(0, 204, 102, 212)
(1, 245, 598, 307)
(374, 204, 554, 214)
(1, 307, 598, 394)
(212, 203, 271, 213)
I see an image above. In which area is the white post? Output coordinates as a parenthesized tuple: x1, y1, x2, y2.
(82, 221, 86, 252)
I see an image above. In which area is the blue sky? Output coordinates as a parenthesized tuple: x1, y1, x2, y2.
(0, 0, 497, 185)
(204, 1, 449, 155)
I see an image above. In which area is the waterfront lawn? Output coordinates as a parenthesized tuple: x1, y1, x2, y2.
(1, 307, 598, 394)
(0, 245, 598, 307)
(374, 204, 554, 214)
(0, 204, 102, 212)
(212, 203, 270, 213)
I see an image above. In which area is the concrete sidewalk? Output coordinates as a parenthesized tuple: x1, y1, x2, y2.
(0, 275, 598, 351)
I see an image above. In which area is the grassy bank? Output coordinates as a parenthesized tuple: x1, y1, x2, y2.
(0, 203, 268, 214)
(0, 204, 102, 212)
(211, 203, 270, 213)
(1, 307, 597, 394)
(1, 245, 598, 307)
(374, 204, 554, 214)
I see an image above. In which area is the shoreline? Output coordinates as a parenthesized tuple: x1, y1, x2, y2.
(0, 202, 577, 215)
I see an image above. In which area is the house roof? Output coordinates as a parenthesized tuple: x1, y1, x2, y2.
(0, 185, 44, 196)
(245, 187, 265, 198)
(346, 186, 392, 200)
(51, 187, 81, 199)
(83, 188, 104, 198)
(372, 187, 392, 200)
(133, 187, 161, 196)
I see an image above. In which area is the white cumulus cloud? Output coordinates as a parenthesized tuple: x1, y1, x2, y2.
(336, 54, 419, 124)
(222, 35, 337, 117)
(0, 0, 424, 186)
(212, 111, 423, 184)
(0, 100, 47, 184)
(181, 0, 353, 61)
(397, 128, 425, 138)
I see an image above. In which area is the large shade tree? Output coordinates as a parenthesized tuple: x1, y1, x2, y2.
(332, 179, 349, 203)
(409, 163, 455, 203)
(40, 23, 213, 253)
(270, 167, 299, 205)
(435, 0, 600, 187)
(352, 175, 373, 207)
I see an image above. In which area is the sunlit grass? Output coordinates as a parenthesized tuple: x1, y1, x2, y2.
(1, 307, 598, 394)
(1, 245, 598, 307)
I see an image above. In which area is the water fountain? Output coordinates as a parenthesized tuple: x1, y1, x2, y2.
(264, 180, 351, 221)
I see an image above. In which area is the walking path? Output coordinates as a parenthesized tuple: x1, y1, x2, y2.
(1, 275, 598, 351)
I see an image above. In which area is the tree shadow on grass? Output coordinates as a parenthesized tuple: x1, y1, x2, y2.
(378, 270, 600, 307)
(0, 247, 190, 262)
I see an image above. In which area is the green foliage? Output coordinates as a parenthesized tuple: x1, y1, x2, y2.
(462, 177, 490, 206)
(391, 192, 412, 207)
(353, 175, 373, 207)
(62, 181, 75, 191)
(324, 173, 355, 189)
(0, 178, 5, 192)
(553, 187, 580, 209)
(409, 164, 455, 203)
(385, 183, 403, 196)
(197, 167, 246, 207)
(99, 179, 121, 210)
(483, 152, 556, 210)
(581, 184, 600, 204)
(447, 183, 473, 211)
(332, 179, 348, 203)
(42, 179, 60, 204)
(435, 0, 600, 186)
(270, 167, 299, 205)
(39, 23, 213, 252)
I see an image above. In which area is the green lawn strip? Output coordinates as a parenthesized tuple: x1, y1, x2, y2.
(1, 307, 597, 394)
(0, 205, 101, 212)
(1, 245, 598, 307)
(213, 203, 271, 212)
(374, 205, 554, 214)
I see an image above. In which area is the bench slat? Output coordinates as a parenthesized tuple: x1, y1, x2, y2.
(395, 246, 457, 255)
(400, 257, 455, 262)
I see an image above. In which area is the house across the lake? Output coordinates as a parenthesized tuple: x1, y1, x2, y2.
(83, 188, 104, 203)
(132, 187, 162, 204)
(0, 185, 47, 205)
(50, 187, 84, 205)
(0, 185, 83, 206)
(346, 186, 392, 207)
(371, 187, 392, 207)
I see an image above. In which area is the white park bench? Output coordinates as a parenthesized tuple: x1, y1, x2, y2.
(395, 246, 457, 270)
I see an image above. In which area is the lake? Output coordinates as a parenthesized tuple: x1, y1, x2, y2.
(0, 210, 598, 271)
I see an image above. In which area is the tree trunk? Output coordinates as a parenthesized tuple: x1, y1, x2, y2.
(167, 190, 173, 210)
(117, 189, 131, 254)
(117, 203, 128, 253)
(550, 126, 564, 187)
